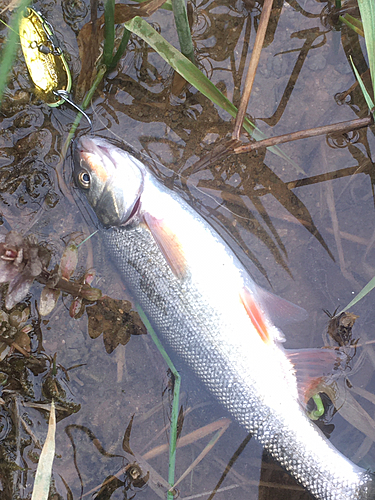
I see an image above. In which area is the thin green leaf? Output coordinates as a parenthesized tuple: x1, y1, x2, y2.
(109, 27, 131, 70)
(124, 16, 302, 172)
(129, 0, 173, 10)
(0, 0, 31, 103)
(135, 305, 180, 500)
(350, 56, 374, 110)
(103, 0, 115, 67)
(341, 13, 363, 31)
(339, 15, 364, 37)
(342, 275, 375, 312)
(171, 0, 194, 63)
(124, 17, 243, 123)
(358, 0, 375, 100)
(31, 401, 56, 500)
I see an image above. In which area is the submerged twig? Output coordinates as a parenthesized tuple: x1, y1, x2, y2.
(232, 0, 274, 140)
(143, 418, 231, 460)
(206, 431, 252, 500)
(336, 68, 371, 103)
(234, 116, 373, 154)
(172, 419, 230, 489)
(251, 165, 364, 195)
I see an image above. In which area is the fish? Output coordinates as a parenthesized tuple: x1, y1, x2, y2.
(73, 135, 375, 500)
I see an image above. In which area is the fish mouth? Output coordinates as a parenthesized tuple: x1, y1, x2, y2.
(74, 136, 115, 170)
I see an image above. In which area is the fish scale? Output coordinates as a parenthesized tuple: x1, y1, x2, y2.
(74, 135, 375, 500)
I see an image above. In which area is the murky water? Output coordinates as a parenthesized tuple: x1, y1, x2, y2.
(1, 0, 375, 498)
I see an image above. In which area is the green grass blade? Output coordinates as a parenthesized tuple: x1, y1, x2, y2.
(103, 0, 115, 67)
(339, 15, 364, 37)
(342, 275, 375, 312)
(136, 305, 180, 500)
(31, 401, 56, 500)
(358, 0, 375, 100)
(0, 0, 31, 103)
(171, 0, 194, 64)
(350, 56, 374, 110)
(342, 13, 363, 31)
(109, 27, 131, 70)
(124, 16, 302, 170)
(125, 16, 250, 128)
(128, 0, 173, 9)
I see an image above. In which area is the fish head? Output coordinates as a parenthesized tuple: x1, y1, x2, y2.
(73, 135, 144, 226)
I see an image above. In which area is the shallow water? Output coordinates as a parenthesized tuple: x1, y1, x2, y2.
(1, 0, 375, 498)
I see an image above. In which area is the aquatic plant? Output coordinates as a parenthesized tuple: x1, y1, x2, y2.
(0, 231, 101, 315)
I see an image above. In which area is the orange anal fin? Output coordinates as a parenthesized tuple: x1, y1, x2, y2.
(143, 213, 187, 280)
(240, 287, 270, 344)
(287, 348, 346, 404)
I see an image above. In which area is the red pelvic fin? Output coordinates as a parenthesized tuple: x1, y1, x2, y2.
(287, 348, 347, 404)
(240, 287, 270, 344)
(143, 213, 187, 279)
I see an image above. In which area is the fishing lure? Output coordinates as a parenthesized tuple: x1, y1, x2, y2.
(19, 7, 71, 107)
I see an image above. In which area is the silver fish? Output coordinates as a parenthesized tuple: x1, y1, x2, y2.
(73, 135, 375, 500)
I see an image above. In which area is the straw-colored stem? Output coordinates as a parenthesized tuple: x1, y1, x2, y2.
(232, 0, 273, 140)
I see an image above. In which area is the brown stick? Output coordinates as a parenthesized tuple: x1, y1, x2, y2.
(251, 165, 362, 196)
(232, 0, 274, 140)
(336, 68, 370, 104)
(234, 116, 373, 154)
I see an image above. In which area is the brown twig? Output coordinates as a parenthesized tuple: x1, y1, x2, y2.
(336, 68, 370, 104)
(253, 165, 363, 195)
(0, 335, 30, 357)
(234, 116, 373, 154)
(232, 0, 274, 140)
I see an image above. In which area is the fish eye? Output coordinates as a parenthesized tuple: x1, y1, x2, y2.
(78, 170, 90, 189)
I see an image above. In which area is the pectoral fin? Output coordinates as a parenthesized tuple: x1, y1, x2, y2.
(144, 213, 187, 279)
(240, 287, 271, 344)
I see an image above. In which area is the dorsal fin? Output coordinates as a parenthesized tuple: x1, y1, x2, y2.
(143, 213, 187, 280)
